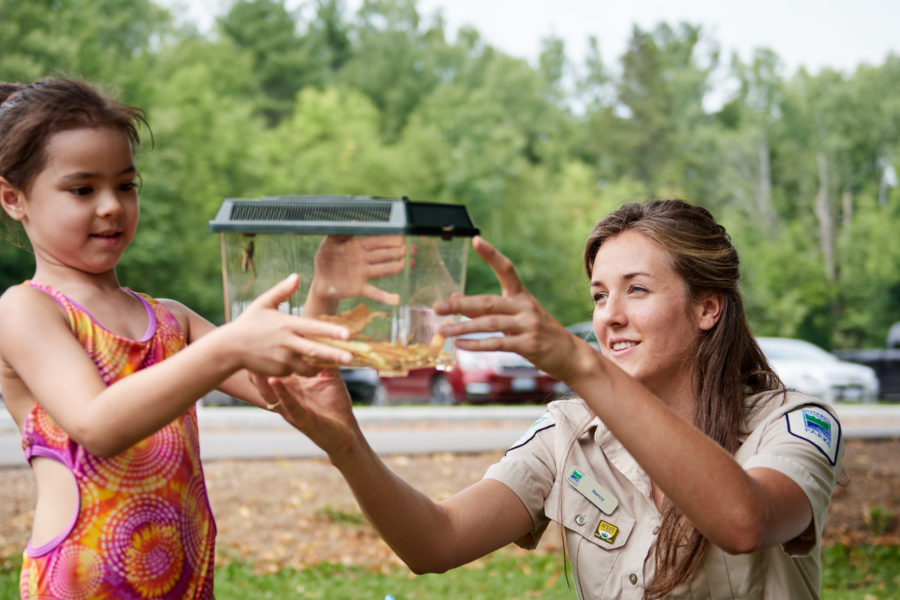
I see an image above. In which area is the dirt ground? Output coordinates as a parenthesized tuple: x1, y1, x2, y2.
(1, 438, 898, 573)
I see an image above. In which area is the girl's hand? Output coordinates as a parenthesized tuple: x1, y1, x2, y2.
(252, 370, 362, 462)
(434, 236, 592, 382)
(228, 274, 354, 376)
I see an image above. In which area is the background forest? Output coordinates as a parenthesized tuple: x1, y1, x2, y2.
(1, 0, 899, 349)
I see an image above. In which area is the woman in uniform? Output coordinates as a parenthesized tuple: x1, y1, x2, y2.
(260, 199, 844, 599)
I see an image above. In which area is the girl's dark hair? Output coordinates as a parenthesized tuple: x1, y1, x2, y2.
(0, 77, 147, 196)
(583, 199, 781, 599)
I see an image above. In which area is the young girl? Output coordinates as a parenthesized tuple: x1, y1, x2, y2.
(0, 77, 354, 599)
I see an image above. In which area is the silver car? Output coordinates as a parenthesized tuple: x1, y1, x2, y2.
(757, 336, 881, 403)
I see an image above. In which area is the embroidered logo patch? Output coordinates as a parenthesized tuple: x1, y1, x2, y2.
(507, 411, 555, 452)
(785, 405, 841, 465)
(595, 520, 619, 544)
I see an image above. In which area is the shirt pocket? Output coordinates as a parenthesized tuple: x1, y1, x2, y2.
(547, 485, 638, 596)
(548, 482, 635, 545)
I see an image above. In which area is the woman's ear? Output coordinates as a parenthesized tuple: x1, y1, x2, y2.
(697, 292, 724, 331)
(0, 177, 27, 221)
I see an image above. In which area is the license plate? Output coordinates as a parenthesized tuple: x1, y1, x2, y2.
(511, 377, 536, 392)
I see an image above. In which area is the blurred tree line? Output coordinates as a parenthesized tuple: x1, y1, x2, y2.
(1, 0, 898, 349)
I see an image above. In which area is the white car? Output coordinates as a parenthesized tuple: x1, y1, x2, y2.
(757, 337, 880, 403)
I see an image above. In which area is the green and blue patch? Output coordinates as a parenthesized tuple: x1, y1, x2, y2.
(785, 405, 841, 465)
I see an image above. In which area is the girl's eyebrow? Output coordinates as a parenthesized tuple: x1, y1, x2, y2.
(60, 165, 137, 181)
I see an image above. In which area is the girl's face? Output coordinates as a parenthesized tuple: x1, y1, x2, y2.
(590, 230, 719, 396)
(15, 126, 139, 278)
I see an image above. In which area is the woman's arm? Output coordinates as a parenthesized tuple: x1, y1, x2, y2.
(0, 275, 353, 457)
(258, 370, 534, 572)
(435, 237, 813, 554)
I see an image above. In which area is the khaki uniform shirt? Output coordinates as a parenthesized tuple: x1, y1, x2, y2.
(484, 391, 844, 599)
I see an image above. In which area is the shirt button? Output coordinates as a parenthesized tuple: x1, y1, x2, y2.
(575, 514, 586, 526)
(629, 574, 638, 585)
(652, 526, 660, 535)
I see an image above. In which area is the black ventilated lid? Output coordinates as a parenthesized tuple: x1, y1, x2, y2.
(209, 196, 479, 237)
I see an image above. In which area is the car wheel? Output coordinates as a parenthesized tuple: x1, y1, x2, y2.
(429, 374, 456, 405)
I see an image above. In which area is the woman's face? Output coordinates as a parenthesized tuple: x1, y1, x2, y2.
(590, 229, 718, 395)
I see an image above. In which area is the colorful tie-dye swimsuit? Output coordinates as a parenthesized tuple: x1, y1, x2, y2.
(19, 282, 216, 599)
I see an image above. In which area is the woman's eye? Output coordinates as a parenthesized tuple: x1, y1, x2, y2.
(70, 186, 92, 196)
(592, 292, 607, 303)
(629, 285, 648, 294)
(119, 182, 138, 192)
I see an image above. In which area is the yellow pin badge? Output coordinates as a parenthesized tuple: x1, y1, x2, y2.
(595, 520, 619, 544)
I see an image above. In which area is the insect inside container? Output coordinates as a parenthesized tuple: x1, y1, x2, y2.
(240, 235, 256, 291)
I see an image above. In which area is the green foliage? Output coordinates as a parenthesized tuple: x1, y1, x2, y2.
(258, 86, 407, 197)
(1, 0, 898, 345)
(338, 0, 450, 141)
(218, 0, 334, 123)
(0, 0, 168, 83)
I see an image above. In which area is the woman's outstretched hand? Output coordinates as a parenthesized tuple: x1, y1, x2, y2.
(251, 369, 362, 462)
(433, 236, 593, 383)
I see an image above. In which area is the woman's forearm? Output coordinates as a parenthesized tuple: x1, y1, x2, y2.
(329, 435, 464, 572)
(330, 434, 532, 573)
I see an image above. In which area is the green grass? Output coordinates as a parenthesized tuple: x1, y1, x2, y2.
(821, 544, 900, 599)
(214, 553, 572, 599)
(2, 544, 898, 599)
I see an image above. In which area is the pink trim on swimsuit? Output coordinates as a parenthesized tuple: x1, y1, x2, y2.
(23, 445, 80, 557)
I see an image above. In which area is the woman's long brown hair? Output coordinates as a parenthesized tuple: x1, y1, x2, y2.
(582, 199, 781, 598)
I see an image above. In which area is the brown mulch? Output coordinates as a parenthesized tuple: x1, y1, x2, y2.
(1, 439, 898, 573)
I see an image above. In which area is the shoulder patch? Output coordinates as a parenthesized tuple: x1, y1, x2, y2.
(507, 411, 555, 453)
(784, 405, 841, 465)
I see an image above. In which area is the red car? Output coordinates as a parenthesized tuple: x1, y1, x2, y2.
(379, 332, 567, 405)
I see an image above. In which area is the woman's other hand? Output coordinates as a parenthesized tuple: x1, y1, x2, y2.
(253, 369, 362, 463)
(308, 235, 407, 310)
(434, 236, 593, 382)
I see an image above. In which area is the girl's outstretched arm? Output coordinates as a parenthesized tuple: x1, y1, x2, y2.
(0, 274, 353, 457)
(256, 370, 534, 573)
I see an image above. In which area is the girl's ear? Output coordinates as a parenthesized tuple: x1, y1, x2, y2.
(0, 177, 26, 221)
(696, 292, 724, 331)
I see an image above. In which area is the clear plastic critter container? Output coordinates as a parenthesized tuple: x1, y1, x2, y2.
(209, 195, 480, 376)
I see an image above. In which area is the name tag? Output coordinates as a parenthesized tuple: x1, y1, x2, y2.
(567, 467, 618, 515)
